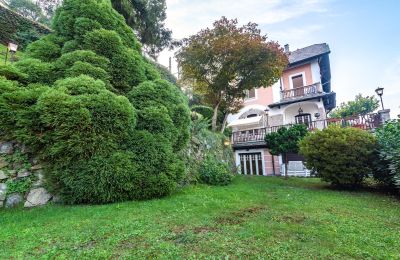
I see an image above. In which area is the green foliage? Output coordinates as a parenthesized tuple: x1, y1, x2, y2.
(111, 0, 172, 58)
(128, 79, 190, 151)
(14, 58, 55, 84)
(330, 94, 380, 118)
(0, 0, 191, 204)
(46, 152, 138, 204)
(199, 155, 233, 186)
(374, 120, 400, 190)
(177, 17, 288, 131)
(5, 177, 33, 195)
(123, 130, 185, 200)
(0, 64, 28, 83)
(25, 35, 63, 62)
(64, 61, 110, 85)
(265, 124, 308, 177)
(299, 126, 376, 186)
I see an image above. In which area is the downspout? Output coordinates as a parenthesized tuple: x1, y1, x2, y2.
(272, 154, 276, 176)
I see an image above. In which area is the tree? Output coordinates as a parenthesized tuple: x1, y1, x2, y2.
(265, 124, 308, 178)
(6, 0, 49, 24)
(330, 94, 379, 118)
(176, 17, 288, 132)
(111, 0, 174, 58)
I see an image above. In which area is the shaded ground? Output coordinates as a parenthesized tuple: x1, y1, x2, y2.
(1, 176, 399, 258)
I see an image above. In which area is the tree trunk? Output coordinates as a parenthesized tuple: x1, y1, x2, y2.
(284, 153, 288, 179)
(220, 113, 229, 134)
(211, 101, 221, 132)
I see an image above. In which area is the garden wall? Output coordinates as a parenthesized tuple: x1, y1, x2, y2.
(0, 4, 51, 48)
(0, 140, 53, 208)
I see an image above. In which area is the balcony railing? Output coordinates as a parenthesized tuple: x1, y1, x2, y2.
(281, 83, 323, 100)
(232, 113, 382, 145)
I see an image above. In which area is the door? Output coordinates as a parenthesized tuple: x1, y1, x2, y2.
(295, 113, 312, 128)
(239, 153, 263, 175)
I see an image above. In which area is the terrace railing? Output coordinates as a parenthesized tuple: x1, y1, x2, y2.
(281, 83, 323, 100)
(232, 113, 382, 145)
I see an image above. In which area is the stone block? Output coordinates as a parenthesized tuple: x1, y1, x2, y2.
(32, 172, 44, 188)
(0, 142, 13, 155)
(31, 164, 43, 171)
(0, 183, 7, 201)
(0, 170, 7, 180)
(24, 188, 52, 208)
(17, 169, 31, 178)
(5, 193, 23, 208)
(0, 157, 8, 169)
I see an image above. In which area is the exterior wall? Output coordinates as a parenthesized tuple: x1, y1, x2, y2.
(243, 87, 274, 107)
(282, 63, 314, 90)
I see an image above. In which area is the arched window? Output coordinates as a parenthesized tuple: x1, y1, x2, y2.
(247, 114, 258, 118)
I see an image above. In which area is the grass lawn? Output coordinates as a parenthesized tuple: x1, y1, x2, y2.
(0, 43, 24, 64)
(1, 176, 399, 258)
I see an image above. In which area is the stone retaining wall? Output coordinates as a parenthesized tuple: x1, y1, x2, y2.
(0, 140, 53, 209)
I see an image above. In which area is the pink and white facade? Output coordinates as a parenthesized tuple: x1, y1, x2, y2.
(227, 43, 336, 176)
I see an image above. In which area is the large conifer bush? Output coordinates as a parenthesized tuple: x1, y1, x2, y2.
(0, 0, 190, 204)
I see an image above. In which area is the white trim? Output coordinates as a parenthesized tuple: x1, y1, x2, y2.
(289, 72, 306, 89)
(311, 61, 321, 83)
(235, 149, 266, 176)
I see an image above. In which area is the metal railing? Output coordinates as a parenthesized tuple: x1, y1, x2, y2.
(281, 83, 323, 100)
(232, 113, 382, 145)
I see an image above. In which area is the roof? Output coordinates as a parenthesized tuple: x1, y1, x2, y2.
(288, 43, 330, 65)
(228, 116, 263, 127)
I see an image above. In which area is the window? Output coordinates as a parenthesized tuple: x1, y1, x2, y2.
(291, 74, 304, 89)
(245, 88, 256, 99)
(295, 113, 312, 128)
(239, 153, 263, 175)
(247, 114, 258, 118)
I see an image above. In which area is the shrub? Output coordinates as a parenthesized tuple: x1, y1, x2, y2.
(46, 152, 138, 204)
(55, 50, 110, 72)
(374, 120, 400, 189)
(14, 58, 55, 84)
(199, 156, 233, 186)
(25, 35, 63, 62)
(61, 40, 80, 54)
(65, 61, 110, 85)
(74, 18, 102, 43)
(0, 65, 28, 83)
(83, 29, 124, 59)
(123, 130, 185, 200)
(299, 126, 376, 186)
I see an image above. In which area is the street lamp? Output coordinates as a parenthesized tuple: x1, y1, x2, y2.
(4, 42, 18, 65)
(375, 87, 385, 110)
(264, 107, 270, 127)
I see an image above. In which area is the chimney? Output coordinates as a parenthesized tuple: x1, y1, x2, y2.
(284, 44, 290, 53)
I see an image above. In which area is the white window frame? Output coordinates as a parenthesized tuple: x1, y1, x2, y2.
(289, 72, 306, 89)
(235, 149, 266, 176)
(244, 88, 257, 102)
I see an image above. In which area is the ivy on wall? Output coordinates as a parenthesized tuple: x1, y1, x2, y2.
(0, 5, 51, 49)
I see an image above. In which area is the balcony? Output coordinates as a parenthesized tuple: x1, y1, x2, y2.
(231, 114, 382, 146)
(281, 83, 323, 101)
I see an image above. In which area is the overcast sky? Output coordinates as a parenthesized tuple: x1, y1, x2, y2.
(158, 0, 400, 117)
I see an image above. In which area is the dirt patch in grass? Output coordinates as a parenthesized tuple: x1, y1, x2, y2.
(215, 206, 266, 225)
(279, 214, 307, 224)
(192, 226, 220, 234)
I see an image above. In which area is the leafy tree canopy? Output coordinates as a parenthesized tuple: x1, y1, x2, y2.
(330, 94, 379, 118)
(177, 17, 288, 131)
(265, 124, 308, 177)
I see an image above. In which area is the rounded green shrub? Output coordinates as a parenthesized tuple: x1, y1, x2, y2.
(299, 126, 376, 187)
(65, 61, 110, 85)
(25, 35, 63, 62)
(199, 156, 233, 186)
(0, 65, 28, 83)
(74, 17, 102, 43)
(83, 29, 124, 59)
(46, 152, 138, 204)
(61, 40, 80, 54)
(14, 58, 55, 84)
(55, 50, 110, 72)
(123, 130, 185, 199)
(136, 106, 177, 140)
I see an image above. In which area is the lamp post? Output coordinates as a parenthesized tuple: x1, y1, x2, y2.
(5, 43, 18, 65)
(264, 108, 269, 127)
(375, 87, 385, 110)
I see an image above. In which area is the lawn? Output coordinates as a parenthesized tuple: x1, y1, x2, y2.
(1, 176, 399, 259)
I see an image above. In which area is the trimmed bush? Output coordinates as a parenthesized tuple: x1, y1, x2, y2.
(0, 65, 28, 83)
(25, 35, 63, 62)
(299, 126, 376, 186)
(46, 152, 138, 204)
(61, 40, 80, 54)
(65, 61, 110, 85)
(74, 18, 102, 43)
(14, 58, 55, 84)
(199, 156, 233, 186)
(374, 120, 400, 190)
(55, 50, 110, 72)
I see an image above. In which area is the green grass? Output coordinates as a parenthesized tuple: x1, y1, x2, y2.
(0, 44, 24, 64)
(1, 176, 399, 258)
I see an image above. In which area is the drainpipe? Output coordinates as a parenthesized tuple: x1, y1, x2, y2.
(272, 154, 276, 176)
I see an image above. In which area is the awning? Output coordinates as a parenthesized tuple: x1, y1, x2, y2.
(228, 116, 263, 127)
